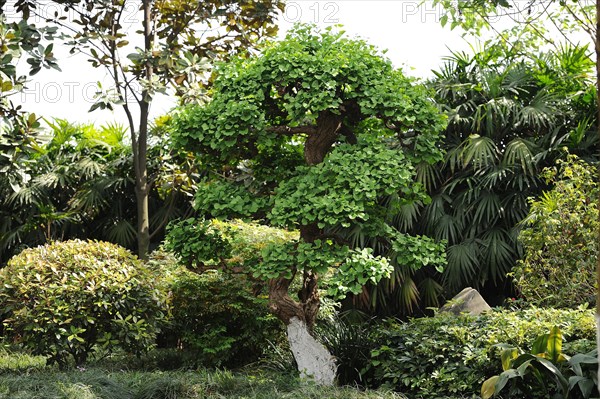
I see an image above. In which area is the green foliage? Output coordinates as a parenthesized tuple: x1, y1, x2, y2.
(258, 242, 300, 280)
(219, 219, 299, 267)
(0, 118, 198, 264)
(513, 155, 598, 308)
(432, 0, 595, 54)
(0, 240, 164, 368)
(172, 25, 444, 168)
(154, 252, 282, 369)
(194, 179, 270, 220)
(0, 17, 63, 262)
(366, 307, 595, 398)
(390, 233, 446, 274)
(164, 218, 232, 269)
(270, 142, 427, 229)
(171, 25, 447, 318)
(395, 43, 598, 309)
(327, 248, 393, 299)
(482, 327, 598, 399)
(0, 16, 60, 102)
(165, 218, 297, 273)
(162, 221, 297, 368)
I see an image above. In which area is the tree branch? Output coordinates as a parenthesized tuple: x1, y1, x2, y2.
(266, 125, 317, 135)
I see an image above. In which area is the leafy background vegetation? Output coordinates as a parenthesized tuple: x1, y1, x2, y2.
(0, 0, 598, 397)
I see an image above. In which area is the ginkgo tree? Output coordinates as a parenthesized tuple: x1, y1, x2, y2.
(170, 26, 447, 384)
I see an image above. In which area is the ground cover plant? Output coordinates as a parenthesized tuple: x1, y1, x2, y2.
(0, 364, 406, 399)
(365, 307, 596, 398)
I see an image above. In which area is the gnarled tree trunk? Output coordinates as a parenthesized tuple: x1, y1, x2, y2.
(267, 110, 344, 385)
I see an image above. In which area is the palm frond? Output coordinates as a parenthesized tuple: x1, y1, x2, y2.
(44, 118, 80, 150)
(503, 138, 537, 175)
(418, 277, 444, 308)
(390, 200, 422, 232)
(69, 184, 109, 213)
(444, 241, 479, 291)
(395, 276, 419, 315)
(32, 171, 67, 190)
(517, 89, 556, 129)
(415, 161, 441, 192)
(7, 185, 44, 207)
(500, 192, 530, 224)
(480, 228, 516, 284)
(75, 157, 104, 179)
(103, 218, 137, 247)
(472, 191, 502, 226)
(434, 213, 462, 244)
(478, 164, 512, 189)
(422, 193, 452, 229)
(461, 135, 500, 170)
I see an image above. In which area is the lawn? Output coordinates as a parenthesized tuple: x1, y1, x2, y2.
(0, 349, 404, 399)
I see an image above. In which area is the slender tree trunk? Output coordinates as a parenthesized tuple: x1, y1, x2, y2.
(594, 0, 600, 391)
(135, 103, 150, 259)
(135, 0, 153, 259)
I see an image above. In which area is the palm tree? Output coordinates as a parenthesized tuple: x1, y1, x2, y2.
(0, 118, 197, 264)
(344, 44, 597, 316)
(419, 44, 597, 302)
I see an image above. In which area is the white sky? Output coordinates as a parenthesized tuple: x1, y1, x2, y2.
(7, 1, 586, 128)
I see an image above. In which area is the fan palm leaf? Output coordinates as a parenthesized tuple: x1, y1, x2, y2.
(444, 242, 479, 291)
(460, 135, 500, 169)
(480, 227, 517, 284)
(502, 138, 537, 175)
(103, 218, 137, 247)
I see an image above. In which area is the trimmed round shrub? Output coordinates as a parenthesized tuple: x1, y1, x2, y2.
(0, 240, 164, 368)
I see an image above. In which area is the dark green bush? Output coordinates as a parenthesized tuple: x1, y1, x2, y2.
(163, 218, 233, 270)
(160, 219, 296, 369)
(0, 240, 164, 368)
(317, 317, 377, 386)
(152, 252, 284, 369)
(366, 307, 595, 398)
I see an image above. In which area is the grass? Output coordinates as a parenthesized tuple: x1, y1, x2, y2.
(0, 349, 406, 399)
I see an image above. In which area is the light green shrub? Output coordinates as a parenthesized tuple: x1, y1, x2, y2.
(513, 155, 598, 308)
(0, 240, 164, 368)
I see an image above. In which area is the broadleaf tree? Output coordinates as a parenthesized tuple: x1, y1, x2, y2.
(20, 0, 284, 258)
(170, 25, 447, 384)
(0, 11, 62, 261)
